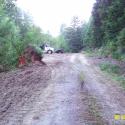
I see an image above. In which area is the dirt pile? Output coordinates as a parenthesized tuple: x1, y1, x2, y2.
(0, 64, 51, 124)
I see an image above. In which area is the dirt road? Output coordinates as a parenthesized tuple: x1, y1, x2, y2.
(0, 54, 125, 125)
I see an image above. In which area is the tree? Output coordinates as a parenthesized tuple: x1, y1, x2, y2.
(0, 0, 55, 71)
(81, 19, 94, 48)
(82, 0, 125, 58)
(63, 16, 83, 52)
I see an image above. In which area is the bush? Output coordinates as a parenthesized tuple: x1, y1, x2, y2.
(112, 51, 122, 60)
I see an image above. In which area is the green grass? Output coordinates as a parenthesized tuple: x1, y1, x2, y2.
(99, 63, 121, 74)
(83, 50, 96, 57)
(99, 63, 125, 88)
(83, 48, 125, 61)
(83, 49, 104, 57)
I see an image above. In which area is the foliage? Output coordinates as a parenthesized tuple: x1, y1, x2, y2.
(99, 63, 121, 74)
(117, 28, 125, 53)
(81, 19, 94, 48)
(0, 0, 53, 71)
(61, 16, 83, 52)
(82, 0, 125, 60)
(52, 35, 68, 52)
(29, 44, 43, 55)
(99, 62, 125, 87)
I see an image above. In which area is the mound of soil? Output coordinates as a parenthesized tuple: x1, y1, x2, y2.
(0, 64, 51, 124)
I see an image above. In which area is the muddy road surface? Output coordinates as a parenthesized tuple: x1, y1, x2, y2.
(0, 54, 125, 125)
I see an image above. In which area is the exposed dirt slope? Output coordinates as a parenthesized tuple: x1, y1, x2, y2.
(0, 64, 51, 125)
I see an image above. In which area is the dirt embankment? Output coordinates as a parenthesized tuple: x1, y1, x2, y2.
(0, 63, 51, 125)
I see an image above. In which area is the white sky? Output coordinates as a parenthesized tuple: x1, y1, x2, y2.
(17, 0, 95, 36)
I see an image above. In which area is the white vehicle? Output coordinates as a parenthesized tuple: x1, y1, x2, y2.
(42, 44, 54, 54)
(45, 45, 54, 54)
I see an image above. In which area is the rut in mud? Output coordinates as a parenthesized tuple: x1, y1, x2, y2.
(0, 54, 125, 125)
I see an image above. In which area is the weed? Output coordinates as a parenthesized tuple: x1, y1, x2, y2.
(78, 71, 85, 89)
(88, 95, 104, 124)
(79, 71, 85, 81)
(99, 63, 125, 87)
(99, 63, 121, 74)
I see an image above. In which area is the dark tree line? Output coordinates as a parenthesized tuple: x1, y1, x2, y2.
(59, 17, 83, 53)
(81, 0, 125, 59)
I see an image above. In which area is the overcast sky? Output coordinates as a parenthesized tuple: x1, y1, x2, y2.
(17, 0, 95, 36)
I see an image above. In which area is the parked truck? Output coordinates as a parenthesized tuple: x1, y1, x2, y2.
(40, 44, 54, 54)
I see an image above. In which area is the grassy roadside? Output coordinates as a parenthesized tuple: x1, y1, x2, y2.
(83, 49, 125, 61)
(83, 50, 125, 88)
(99, 63, 125, 87)
(83, 50, 100, 57)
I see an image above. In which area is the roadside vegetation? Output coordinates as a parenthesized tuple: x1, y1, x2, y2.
(82, 0, 125, 60)
(99, 63, 125, 87)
